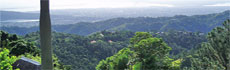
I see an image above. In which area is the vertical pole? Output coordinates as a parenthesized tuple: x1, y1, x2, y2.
(40, 0, 53, 70)
(227, 19, 230, 70)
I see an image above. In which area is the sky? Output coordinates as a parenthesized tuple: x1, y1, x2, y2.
(0, 0, 230, 12)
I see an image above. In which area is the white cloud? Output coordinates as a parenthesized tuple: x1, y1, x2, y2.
(204, 3, 230, 6)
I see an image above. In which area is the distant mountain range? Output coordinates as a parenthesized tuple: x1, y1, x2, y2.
(49, 6, 229, 18)
(1, 11, 39, 21)
(52, 10, 230, 35)
(0, 11, 103, 27)
(1, 10, 230, 35)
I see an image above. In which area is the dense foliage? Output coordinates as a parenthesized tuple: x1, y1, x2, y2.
(96, 32, 182, 70)
(0, 48, 18, 70)
(22, 30, 206, 70)
(23, 31, 134, 70)
(182, 19, 230, 70)
(152, 30, 206, 56)
(0, 31, 40, 56)
(96, 20, 230, 70)
(0, 31, 70, 70)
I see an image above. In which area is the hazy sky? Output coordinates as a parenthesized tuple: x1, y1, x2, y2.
(0, 0, 230, 11)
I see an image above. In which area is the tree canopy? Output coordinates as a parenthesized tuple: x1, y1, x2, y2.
(182, 19, 230, 70)
(96, 32, 181, 70)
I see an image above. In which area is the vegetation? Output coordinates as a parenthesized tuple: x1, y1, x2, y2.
(96, 32, 182, 70)
(21, 29, 207, 70)
(0, 31, 70, 70)
(0, 31, 40, 56)
(96, 19, 230, 70)
(23, 31, 133, 70)
(181, 19, 230, 70)
(152, 30, 206, 56)
(1, 10, 229, 70)
(2, 10, 229, 35)
(20, 29, 207, 70)
(0, 48, 18, 70)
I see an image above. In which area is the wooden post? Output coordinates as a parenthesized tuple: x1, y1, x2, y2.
(40, 0, 53, 70)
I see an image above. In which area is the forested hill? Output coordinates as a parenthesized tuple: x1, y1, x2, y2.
(52, 10, 229, 35)
(23, 31, 134, 70)
(22, 30, 205, 70)
(1, 10, 229, 35)
(1, 19, 230, 70)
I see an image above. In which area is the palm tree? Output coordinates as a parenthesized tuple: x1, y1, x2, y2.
(40, 0, 53, 70)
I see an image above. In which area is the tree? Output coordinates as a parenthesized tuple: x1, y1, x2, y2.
(0, 48, 18, 70)
(0, 31, 40, 56)
(9, 40, 40, 56)
(207, 19, 230, 70)
(96, 48, 133, 70)
(183, 19, 230, 70)
(129, 32, 173, 70)
(0, 31, 69, 70)
(40, 0, 53, 69)
(96, 32, 181, 70)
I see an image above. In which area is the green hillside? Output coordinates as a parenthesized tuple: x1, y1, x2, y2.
(1, 10, 229, 35)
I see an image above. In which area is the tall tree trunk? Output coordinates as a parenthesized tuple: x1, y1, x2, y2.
(40, 0, 53, 70)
